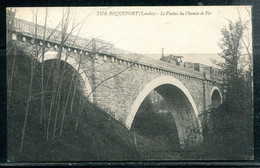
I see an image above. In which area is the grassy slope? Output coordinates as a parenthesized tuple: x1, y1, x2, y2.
(7, 45, 140, 162)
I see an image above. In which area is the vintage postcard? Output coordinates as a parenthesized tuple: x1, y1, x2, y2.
(6, 6, 253, 162)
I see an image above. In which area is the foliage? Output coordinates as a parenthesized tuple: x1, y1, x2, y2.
(202, 12, 253, 159)
(7, 47, 140, 161)
(6, 7, 156, 161)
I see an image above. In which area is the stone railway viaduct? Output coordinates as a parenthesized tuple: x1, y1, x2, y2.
(8, 17, 226, 147)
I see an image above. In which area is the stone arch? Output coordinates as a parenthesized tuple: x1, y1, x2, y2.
(39, 51, 93, 102)
(126, 76, 202, 146)
(210, 86, 223, 108)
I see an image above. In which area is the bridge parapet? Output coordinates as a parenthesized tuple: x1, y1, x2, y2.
(115, 54, 204, 80)
(8, 17, 135, 56)
(203, 73, 224, 84)
(8, 17, 225, 84)
(9, 18, 94, 50)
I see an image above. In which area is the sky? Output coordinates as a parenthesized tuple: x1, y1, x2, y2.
(11, 6, 252, 67)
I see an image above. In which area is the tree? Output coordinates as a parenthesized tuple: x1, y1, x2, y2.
(215, 7, 252, 103)
(7, 7, 145, 156)
(209, 8, 253, 158)
(6, 7, 89, 152)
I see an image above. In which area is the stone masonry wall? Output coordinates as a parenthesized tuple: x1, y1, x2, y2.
(92, 53, 206, 125)
(11, 32, 225, 133)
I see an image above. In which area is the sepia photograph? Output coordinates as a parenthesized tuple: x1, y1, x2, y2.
(6, 6, 253, 162)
